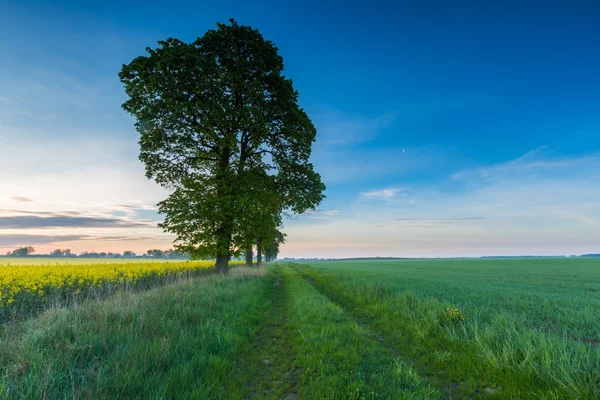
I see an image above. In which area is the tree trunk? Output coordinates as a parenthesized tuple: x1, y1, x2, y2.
(256, 239, 262, 266)
(213, 145, 233, 275)
(245, 246, 253, 267)
(214, 224, 232, 274)
(215, 254, 230, 274)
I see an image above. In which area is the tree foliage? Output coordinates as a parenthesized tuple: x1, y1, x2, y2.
(147, 249, 164, 258)
(119, 20, 324, 272)
(51, 249, 72, 257)
(6, 246, 35, 257)
(263, 229, 286, 262)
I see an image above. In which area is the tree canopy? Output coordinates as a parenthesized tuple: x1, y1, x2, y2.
(5, 247, 35, 257)
(119, 20, 324, 272)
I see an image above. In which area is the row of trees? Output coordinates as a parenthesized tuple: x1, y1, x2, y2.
(3, 247, 189, 259)
(79, 250, 188, 259)
(120, 20, 325, 273)
(4, 243, 278, 262)
(145, 249, 188, 259)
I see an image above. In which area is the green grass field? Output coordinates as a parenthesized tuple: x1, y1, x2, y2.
(1, 258, 599, 399)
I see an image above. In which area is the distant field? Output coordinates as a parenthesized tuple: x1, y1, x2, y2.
(2, 259, 599, 399)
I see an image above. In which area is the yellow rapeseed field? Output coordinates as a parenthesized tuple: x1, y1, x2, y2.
(0, 259, 244, 311)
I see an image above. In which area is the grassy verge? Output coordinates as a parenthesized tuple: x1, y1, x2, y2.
(292, 263, 600, 399)
(0, 268, 267, 399)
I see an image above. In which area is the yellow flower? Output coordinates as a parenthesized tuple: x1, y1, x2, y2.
(442, 306, 466, 327)
(1, 259, 241, 312)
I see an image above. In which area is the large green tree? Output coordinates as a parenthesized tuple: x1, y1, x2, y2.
(119, 20, 324, 273)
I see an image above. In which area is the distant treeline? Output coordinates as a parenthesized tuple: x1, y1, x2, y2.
(2, 247, 190, 260)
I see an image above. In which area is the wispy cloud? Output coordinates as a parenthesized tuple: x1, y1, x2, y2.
(0, 215, 154, 229)
(303, 208, 343, 220)
(323, 210, 341, 216)
(451, 146, 600, 182)
(0, 209, 84, 216)
(312, 109, 398, 146)
(0, 234, 88, 247)
(395, 217, 485, 222)
(361, 188, 405, 199)
(0, 234, 164, 249)
(11, 196, 33, 203)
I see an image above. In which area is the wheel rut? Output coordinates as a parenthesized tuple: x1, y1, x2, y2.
(234, 266, 299, 400)
(295, 267, 470, 400)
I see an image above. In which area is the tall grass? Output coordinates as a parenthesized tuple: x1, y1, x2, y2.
(0, 268, 267, 399)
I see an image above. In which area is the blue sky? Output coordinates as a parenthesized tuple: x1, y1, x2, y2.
(1, 0, 599, 257)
